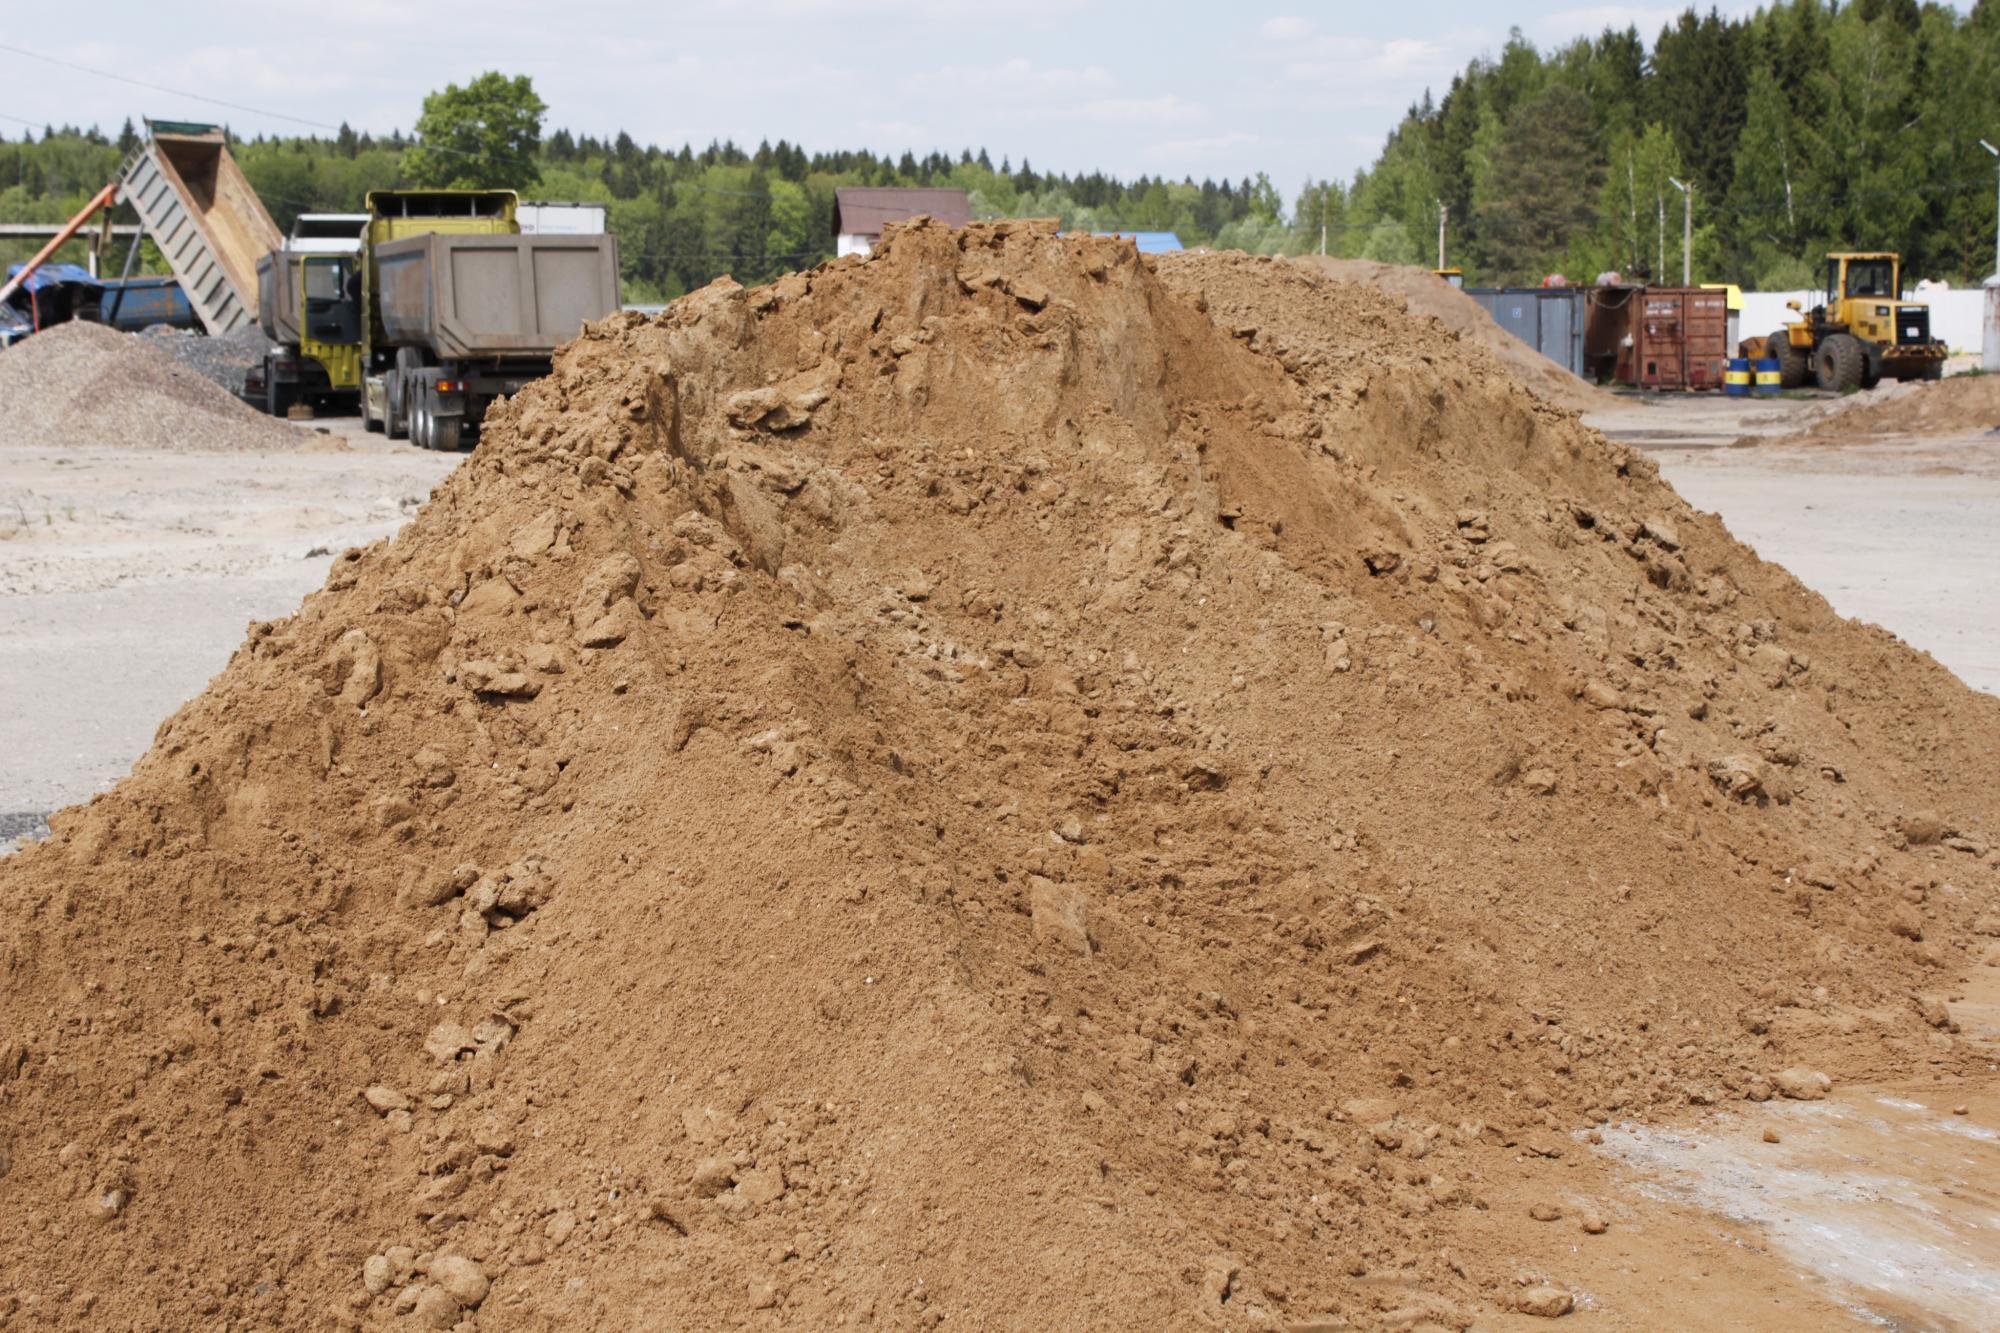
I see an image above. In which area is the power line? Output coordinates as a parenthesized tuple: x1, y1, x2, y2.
(0, 41, 340, 131)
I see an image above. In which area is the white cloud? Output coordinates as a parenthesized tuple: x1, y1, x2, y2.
(900, 57, 1115, 102)
(1077, 96, 1204, 127)
(1260, 16, 1314, 40)
(1142, 130, 1259, 165)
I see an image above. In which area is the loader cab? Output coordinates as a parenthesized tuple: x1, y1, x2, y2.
(1827, 253, 1900, 306)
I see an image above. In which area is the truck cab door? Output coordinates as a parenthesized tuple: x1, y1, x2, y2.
(303, 257, 361, 345)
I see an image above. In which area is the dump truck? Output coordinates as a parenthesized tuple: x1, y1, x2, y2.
(1765, 251, 1947, 391)
(251, 190, 620, 448)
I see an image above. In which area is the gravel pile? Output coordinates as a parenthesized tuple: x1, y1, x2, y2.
(0, 320, 307, 452)
(142, 324, 271, 398)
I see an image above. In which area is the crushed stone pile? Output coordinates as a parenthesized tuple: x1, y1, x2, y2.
(1300, 256, 1620, 414)
(1775, 371, 2000, 444)
(1, 221, 1997, 1330)
(143, 323, 269, 398)
(0, 319, 306, 452)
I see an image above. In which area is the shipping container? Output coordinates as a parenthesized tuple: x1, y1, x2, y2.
(1462, 287, 1588, 378)
(517, 202, 609, 235)
(1585, 285, 1730, 390)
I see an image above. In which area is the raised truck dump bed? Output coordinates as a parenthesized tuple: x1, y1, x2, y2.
(372, 231, 621, 358)
(119, 121, 282, 335)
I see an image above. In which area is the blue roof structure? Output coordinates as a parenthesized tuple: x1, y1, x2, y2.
(6, 262, 101, 294)
(1096, 230, 1184, 253)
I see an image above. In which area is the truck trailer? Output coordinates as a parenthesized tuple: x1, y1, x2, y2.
(250, 190, 620, 448)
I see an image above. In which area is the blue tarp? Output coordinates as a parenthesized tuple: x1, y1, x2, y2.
(1088, 231, 1184, 253)
(6, 262, 101, 294)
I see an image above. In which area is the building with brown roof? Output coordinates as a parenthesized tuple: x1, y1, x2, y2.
(833, 187, 973, 257)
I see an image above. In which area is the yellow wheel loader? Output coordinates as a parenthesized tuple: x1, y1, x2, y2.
(1765, 252, 1947, 391)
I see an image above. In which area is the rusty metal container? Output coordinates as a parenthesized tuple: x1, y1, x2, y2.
(1632, 287, 1730, 390)
(1586, 285, 1730, 389)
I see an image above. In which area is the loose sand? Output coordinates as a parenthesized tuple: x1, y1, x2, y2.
(0, 223, 1995, 1329)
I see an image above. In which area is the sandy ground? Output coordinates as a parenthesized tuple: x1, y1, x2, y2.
(3, 393, 1999, 1327)
(0, 417, 457, 833)
(1588, 394, 2000, 697)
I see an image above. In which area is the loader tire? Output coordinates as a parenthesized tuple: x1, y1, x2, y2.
(1860, 345, 1883, 390)
(1767, 332, 1809, 389)
(1814, 333, 1864, 393)
(1921, 359, 1943, 382)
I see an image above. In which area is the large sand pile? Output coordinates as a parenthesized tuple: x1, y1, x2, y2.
(1, 222, 1996, 1329)
(0, 320, 304, 452)
(1299, 257, 1619, 414)
(1776, 371, 2000, 444)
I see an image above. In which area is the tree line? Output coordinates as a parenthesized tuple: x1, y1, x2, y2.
(6, 3, 1997, 301)
(0, 76, 1292, 304)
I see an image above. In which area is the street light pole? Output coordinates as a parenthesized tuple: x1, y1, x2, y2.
(1668, 176, 1691, 286)
(1982, 140, 1999, 280)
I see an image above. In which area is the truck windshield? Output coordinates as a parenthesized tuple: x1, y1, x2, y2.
(1845, 259, 1896, 299)
(303, 259, 360, 344)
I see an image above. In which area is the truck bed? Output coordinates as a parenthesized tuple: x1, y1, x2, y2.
(373, 233, 620, 358)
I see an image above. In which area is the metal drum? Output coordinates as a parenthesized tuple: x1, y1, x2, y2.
(1724, 357, 1752, 396)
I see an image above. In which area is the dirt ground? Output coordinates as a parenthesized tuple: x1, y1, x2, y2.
(0, 416, 455, 833)
(2, 333, 1997, 1328)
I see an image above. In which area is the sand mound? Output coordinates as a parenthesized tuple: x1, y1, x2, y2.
(1776, 372, 2000, 444)
(0, 320, 304, 452)
(1299, 257, 1619, 414)
(1, 222, 1996, 1329)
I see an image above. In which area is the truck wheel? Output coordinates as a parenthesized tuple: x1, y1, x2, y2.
(1860, 346, 1882, 390)
(432, 415, 462, 451)
(1814, 333, 1864, 392)
(1767, 332, 1809, 389)
(413, 399, 434, 451)
(386, 373, 409, 439)
(1921, 359, 1944, 382)
(264, 359, 290, 417)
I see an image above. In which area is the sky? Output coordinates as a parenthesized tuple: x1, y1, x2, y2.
(0, 1, 1932, 200)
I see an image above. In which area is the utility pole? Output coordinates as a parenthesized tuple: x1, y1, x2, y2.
(1668, 176, 1692, 286)
(1319, 186, 1327, 257)
(1436, 199, 1447, 270)
(1657, 191, 1665, 282)
(1982, 140, 1999, 279)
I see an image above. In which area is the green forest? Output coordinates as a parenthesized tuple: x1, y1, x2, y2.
(1339, 0, 2000, 287)
(4, 0, 1998, 299)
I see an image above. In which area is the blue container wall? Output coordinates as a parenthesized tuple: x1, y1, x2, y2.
(1462, 287, 1588, 378)
(97, 278, 195, 332)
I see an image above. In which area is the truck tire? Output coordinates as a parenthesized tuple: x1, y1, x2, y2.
(413, 398, 434, 451)
(264, 356, 290, 417)
(1767, 332, 1809, 389)
(1814, 333, 1864, 392)
(386, 372, 409, 439)
(1860, 344, 1883, 390)
(1921, 359, 1944, 382)
(432, 415, 462, 451)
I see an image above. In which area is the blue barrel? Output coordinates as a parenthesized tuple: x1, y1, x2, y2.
(1724, 357, 1751, 396)
(1753, 358, 1781, 395)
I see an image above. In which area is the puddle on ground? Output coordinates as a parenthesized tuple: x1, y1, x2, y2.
(1597, 1088, 2000, 1330)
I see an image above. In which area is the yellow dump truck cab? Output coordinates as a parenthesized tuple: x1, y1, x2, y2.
(1767, 251, 1946, 391)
